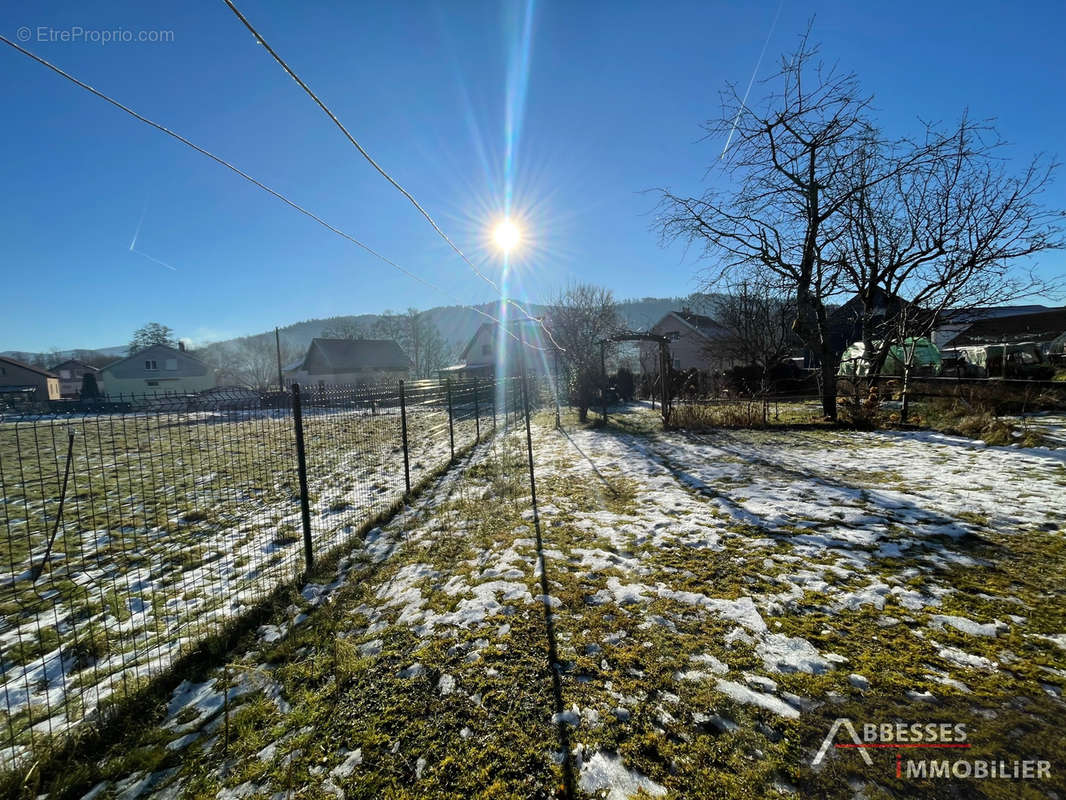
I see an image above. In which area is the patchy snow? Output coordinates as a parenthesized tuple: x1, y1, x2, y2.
(689, 653, 729, 674)
(329, 748, 363, 780)
(756, 633, 833, 675)
(57, 407, 1066, 796)
(714, 679, 800, 719)
(578, 751, 667, 800)
(930, 614, 1009, 637)
(0, 404, 472, 762)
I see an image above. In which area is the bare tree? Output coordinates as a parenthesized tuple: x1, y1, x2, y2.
(655, 29, 950, 419)
(321, 318, 368, 339)
(402, 308, 451, 379)
(711, 280, 796, 399)
(200, 336, 299, 390)
(412, 318, 451, 379)
(837, 118, 1063, 381)
(545, 284, 622, 422)
(372, 310, 407, 346)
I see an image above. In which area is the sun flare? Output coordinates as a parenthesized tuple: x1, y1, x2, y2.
(493, 219, 521, 252)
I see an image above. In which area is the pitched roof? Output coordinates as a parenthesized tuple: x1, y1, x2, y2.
(947, 304, 1053, 323)
(950, 308, 1066, 347)
(100, 343, 208, 372)
(672, 310, 723, 332)
(655, 310, 728, 339)
(301, 338, 411, 372)
(458, 319, 547, 362)
(0, 355, 57, 378)
(49, 359, 100, 373)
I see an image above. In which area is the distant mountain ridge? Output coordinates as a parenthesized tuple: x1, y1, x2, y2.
(3, 295, 713, 366)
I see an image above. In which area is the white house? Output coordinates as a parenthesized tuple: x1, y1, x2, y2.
(640, 309, 735, 374)
(98, 343, 216, 396)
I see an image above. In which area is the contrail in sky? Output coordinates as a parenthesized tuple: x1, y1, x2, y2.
(721, 0, 785, 159)
(128, 205, 178, 271)
(129, 204, 147, 250)
(131, 249, 178, 272)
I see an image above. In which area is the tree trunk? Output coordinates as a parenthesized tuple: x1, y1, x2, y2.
(820, 357, 838, 420)
(815, 301, 838, 421)
(795, 287, 839, 421)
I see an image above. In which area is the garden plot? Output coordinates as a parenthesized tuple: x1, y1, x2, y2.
(34, 408, 1066, 799)
(0, 404, 474, 765)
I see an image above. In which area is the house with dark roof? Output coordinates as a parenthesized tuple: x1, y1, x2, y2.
(0, 356, 60, 403)
(826, 289, 918, 357)
(932, 305, 1053, 347)
(98, 343, 215, 397)
(642, 309, 736, 373)
(49, 359, 101, 399)
(948, 308, 1066, 357)
(826, 290, 1056, 355)
(440, 319, 553, 380)
(286, 338, 411, 388)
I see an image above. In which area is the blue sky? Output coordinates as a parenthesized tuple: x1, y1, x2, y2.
(2, 0, 1063, 352)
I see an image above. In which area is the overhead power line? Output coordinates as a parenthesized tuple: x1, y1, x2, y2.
(0, 33, 551, 352)
(220, 0, 563, 352)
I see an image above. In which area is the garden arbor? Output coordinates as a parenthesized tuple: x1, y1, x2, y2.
(602, 332, 673, 424)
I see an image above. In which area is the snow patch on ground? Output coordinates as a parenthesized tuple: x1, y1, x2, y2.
(578, 751, 667, 800)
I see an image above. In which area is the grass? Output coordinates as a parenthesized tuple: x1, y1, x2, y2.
(0, 397, 503, 764)
(913, 399, 1047, 446)
(7, 405, 1066, 798)
(667, 400, 827, 430)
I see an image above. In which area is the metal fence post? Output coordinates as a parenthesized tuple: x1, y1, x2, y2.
(446, 378, 455, 460)
(33, 429, 75, 580)
(292, 383, 314, 571)
(553, 348, 561, 428)
(492, 378, 498, 430)
(399, 379, 411, 495)
(518, 358, 539, 511)
(473, 377, 481, 442)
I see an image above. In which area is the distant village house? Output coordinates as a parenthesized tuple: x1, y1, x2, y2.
(942, 307, 1066, 358)
(49, 359, 101, 399)
(641, 309, 736, 375)
(98, 343, 216, 397)
(440, 319, 553, 381)
(285, 338, 411, 389)
(0, 356, 60, 403)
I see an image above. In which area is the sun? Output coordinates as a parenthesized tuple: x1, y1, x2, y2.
(493, 219, 521, 252)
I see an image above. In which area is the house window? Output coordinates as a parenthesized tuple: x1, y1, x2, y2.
(60, 369, 71, 379)
(673, 358, 681, 370)
(145, 360, 158, 370)
(146, 380, 159, 386)
(481, 344, 491, 356)
(165, 358, 178, 371)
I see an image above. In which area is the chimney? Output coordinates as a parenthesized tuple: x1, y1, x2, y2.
(178, 341, 186, 352)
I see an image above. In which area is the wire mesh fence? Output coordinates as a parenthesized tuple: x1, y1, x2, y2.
(0, 375, 549, 768)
